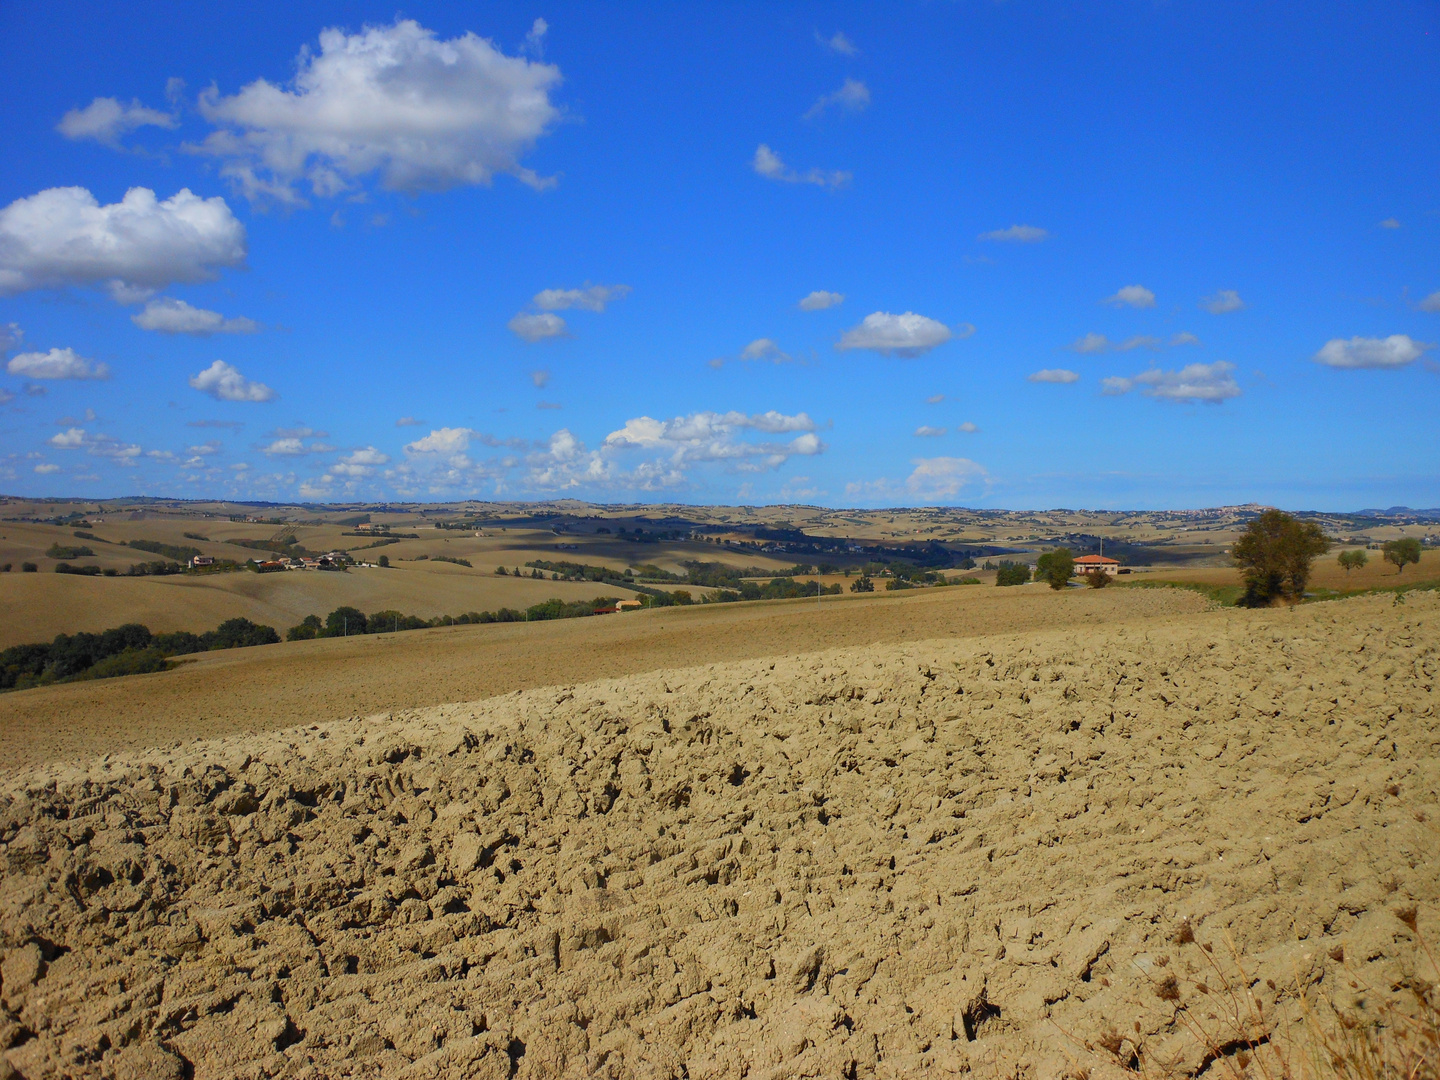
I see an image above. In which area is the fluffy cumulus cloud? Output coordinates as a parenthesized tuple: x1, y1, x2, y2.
(816, 30, 857, 55)
(131, 297, 259, 335)
(34, 463, 61, 475)
(260, 436, 335, 456)
(740, 338, 789, 363)
(752, 145, 850, 189)
(836, 312, 963, 357)
(47, 427, 142, 464)
(57, 97, 176, 147)
(404, 427, 476, 456)
(189, 360, 277, 402)
(978, 224, 1049, 243)
(331, 447, 390, 477)
(192, 19, 563, 203)
(508, 312, 567, 342)
(845, 457, 989, 504)
(1201, 289, 1245, 314)
(6, 348, 109, 380)
(1104, 361, 1241, 403)
(532, 284, 630, 312)
(1313, 334, 1430, 369)
(798, 290, 844, 311)
(803, 79, 870, 120)
(1103, 285, 1156, 309)
(1027, 368, 1079, 384)
(0, 186, 246, 300)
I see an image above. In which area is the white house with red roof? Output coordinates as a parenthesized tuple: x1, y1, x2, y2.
(1073, 554, 1122, 577)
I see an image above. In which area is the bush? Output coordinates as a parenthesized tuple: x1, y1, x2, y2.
(496, 566, 507, 575)
(1382, 537, 1422, 574)
(1232, 509, 1328, 605)
(1084, 568, 1111, 589)
(432, 555, 472, 567)
(55, 562, 103, 576)
(850, 575, 874, 592)
(21, 563, 37, 573)
(127, 539, 202, 562)
(1035, 548, 1075, 590)
(995, 561, 1031, 586)
(204, 618, 280, 649)
(287, 615, 322, 641)
(324, 607, 367, 637)
(954, 576, 981, 585)
(46, 544, 95, 559)
(378, 554, 390, 568)
(1337, 549, 1368, 573)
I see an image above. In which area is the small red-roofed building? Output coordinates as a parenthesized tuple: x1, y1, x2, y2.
(1073, 554, 1122, 577)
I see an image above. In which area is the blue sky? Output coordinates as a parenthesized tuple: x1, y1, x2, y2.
(1, 1, 1437, 510)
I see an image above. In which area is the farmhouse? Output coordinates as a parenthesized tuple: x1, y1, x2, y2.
(1072, 554, 1121, 576)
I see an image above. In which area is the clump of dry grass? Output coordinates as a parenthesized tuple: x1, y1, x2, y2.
(1080, 908, 1438, 1080)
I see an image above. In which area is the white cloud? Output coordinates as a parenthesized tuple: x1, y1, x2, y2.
(260, 438, 333, 456)
(49, 428, 87, 449)
(405, 426, 475, 456)
(957, 421, 979, 433)
(798, 290, 844, 311)
(1171, 331, 1201, 346)
(816, 30, 858, 55)
(0, 323, 20, 352)
(1103, 285, 1156, 309)
(925, 394, 945, 404)
(0, 186, 246, 299)
(192, 19, 562, 202)
(270, 425, 328, 439)
(752, 145, 850, 189)
(523, 17, 548, 55)
(594, 410, 823, 483)
(978, 224, 1049, 243)
(914, 425, 946, 437)
(538, 401, 561, 410)
(1313, 334, 1431, 370)
(1027, 368, 1079, 384)
(332, 446, 390, 477)
(1200, 289, 1245, 314)
(508, 312, 567, 341)
(836, 312, 961, 357)
(131, 297, 260, 335)
(532, 283, 631, 312)
(1069, 332, 1110, 353)
(395, 415, 423, 426)
(1418, 291, 1440, 313)
(740, 338, 789, 363)
(803, 78, 870, 120)
(34, 463, 60, 475)
(57, 97, 176, 147)
(189, 360, 277, 402)
(47, 427, 142, 462)
(57, 409, 97, 425)
(905, 457, 988, 501)
(1116, 335, 1161, 351)
(530, 369, 550, 388)
(188, 441, 221, 455)
(1105, 361, 1241, 403)
(7, 348, 109, 380)
(1379, 218, 1401, 229)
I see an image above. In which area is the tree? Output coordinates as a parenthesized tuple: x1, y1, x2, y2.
(495, 565, 507, 575)
(850, 575, 874, 592)
(1035, 548, 1075, 590)
(1337, 549, 1367, 574)
(1084, 568, 1110, 589)
(378, 554, 390, 568)
(1382, 537, 1421, 575)
(1232, 509, 1328, 605)
(324, 606, 367, 637)
(995, 561, 1031, 586)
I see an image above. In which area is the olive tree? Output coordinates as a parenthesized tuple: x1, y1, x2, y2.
(1231, 509, 1329, 605)
(1337, 549, 1368, 574)
(1382, 537, 1421, 575)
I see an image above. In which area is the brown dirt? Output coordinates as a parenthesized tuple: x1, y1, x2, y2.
(0, 591, 1436, 1078)
(0, 585, 1209, 774)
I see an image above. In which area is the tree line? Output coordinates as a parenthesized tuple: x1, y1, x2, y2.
(0, 618, 280, 692)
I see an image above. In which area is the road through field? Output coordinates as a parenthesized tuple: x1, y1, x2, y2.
(0, 584, 1210, 772)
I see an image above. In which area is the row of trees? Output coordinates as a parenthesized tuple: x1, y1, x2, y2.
(1234, 512, 1425, 605)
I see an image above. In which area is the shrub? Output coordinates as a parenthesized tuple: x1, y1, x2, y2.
(496, 565, 507, 575)
(46, 544, 95, 559)
(1232, 509, 1328, 605)
(127, 539, 202, 562)
(287, 615, 322, 642)
(432, 555, 472, 567)
(995, 561, 1031, 586)
(324, 607, 367, 636)
(1382, 537, 1422, 574)
(21, 563, 37, 573)
(954, 576, 981, 585)
(1084, 568, 1111, 589)
(55, 563, 102, 576)
(204, 618, 280, 649)
(1035, 548, 1075, 590)
(378, 554, 390, 568)
(850, 575, 875, 592)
